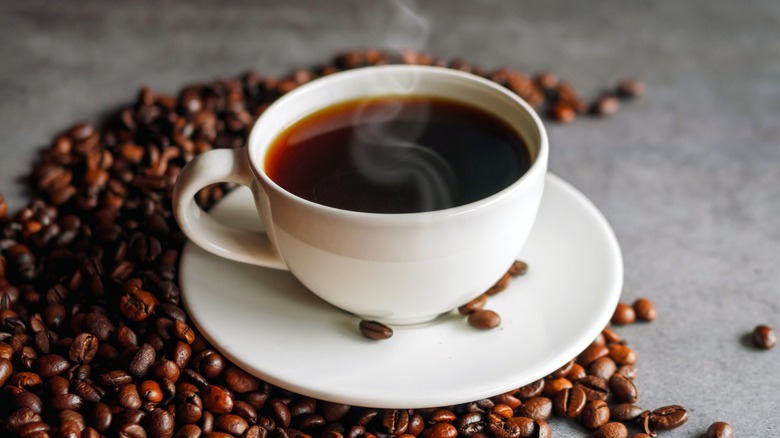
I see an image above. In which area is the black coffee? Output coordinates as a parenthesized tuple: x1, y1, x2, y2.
(265, 95, 532, 213)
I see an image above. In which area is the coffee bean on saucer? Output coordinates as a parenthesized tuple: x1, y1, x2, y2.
(611, 302, 636, 325)
(507, 259, 528, 276)
(458, 293, 488, 315)
(358, 320, 393, 340)
(486, 272, 511, 295)
(706, 421, 734, 438)
(467, 309, 501, 329)
(752, 324, 776, 349)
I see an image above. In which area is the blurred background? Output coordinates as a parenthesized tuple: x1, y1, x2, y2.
(1, 1, 778, 436)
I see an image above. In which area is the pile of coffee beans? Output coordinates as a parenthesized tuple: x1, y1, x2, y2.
(0, 48, 712, 437)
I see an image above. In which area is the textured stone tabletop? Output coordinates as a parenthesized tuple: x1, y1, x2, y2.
(1, 1, 778, 436)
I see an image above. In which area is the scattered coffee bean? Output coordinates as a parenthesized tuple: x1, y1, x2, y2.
(594, 422, 628, 438)
(358, 320, 393, 340)
(467, 309, 501, 329)
(592, 95, 620, 116)
(549, 102, 576, 123)
(632, 298, 656, 321)
(645, 405, 688, 432)
(610, 403, 644, 422)
(616, 79, 645, 98)
(611, 302, 636, 325)
(752, 324, 776, 349)
(581, 400, 611, 431)
(609, 374, 639, 403)
(706, 421, 734, 438)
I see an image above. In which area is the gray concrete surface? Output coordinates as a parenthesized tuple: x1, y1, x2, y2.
(1, 0, 779, 435)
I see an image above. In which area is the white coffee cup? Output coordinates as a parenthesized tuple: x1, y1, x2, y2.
(173, 65, 548, 325)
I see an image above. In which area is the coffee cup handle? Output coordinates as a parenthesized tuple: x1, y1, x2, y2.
(173, 147, 288, 270)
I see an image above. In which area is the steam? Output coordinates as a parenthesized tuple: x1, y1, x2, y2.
(385, 0, 429, 53)
(341, 0, 457, 212)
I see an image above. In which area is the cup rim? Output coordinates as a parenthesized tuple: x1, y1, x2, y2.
(247, 65, 549, 220)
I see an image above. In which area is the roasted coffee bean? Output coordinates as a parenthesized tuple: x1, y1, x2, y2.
(421, 422, 458, 438)
(12, 390, 44, 414)
(491, 392, 522, 409)
(616, 80, 645, 98)
(549, 102, 576, 123)
(615, 365, 638, 380)
(118, 424, 147, 438)
(486, 272, 511, 295)
(129, 343, 156, 378)
(49, 392, 84, 411)
(100, 369, 133, 388)
(581, 400, 610, 431)
(611, 302, 636, 325)
(467, 309, 501, 329)
(553, 386, 586, 418)
(507, 260, 528, 276)
(6, 407, 42, 431)
(535, 420, 552, 438)
(69, 333, 98, 364)
(455, 412, 486, 436)
(608, 344, 637, 365)
(232, 400, 258, 424)
(632, 298, 656, 321)
(575, 375, 610, 401)
(488, 421, 522, 438)
(567, 363, 587, 380)
(706, 421, 734, 438)
(752, 324, 776, 349)
(602, 327, 622, 344)
(120, 290, 158, 321)
(118, 383, 142, 410)
(505, 417, 534, 437)
(0, 356, 13, 385)
(140, 379, 164, 403)
(458, 293, 488, 315)
(588, 356, 617, 380)
(216, 413, 249, 435)
(646, 405, 688, 431)
(35, 353, 70, 376)
(223, 365, 260, 393)
(578, 341, 610, 367)
(202, 385, 234, 415)
(517, 397, 552, 421)
(592, 95, 620, 116)
(550, 359, 575, 379)
(147, 407, 175, 438)
(269, 397, 291, 427)
(320, 401, 351, 422)
(609, 374, 638, 403)
(73, 380, 104, 403)
(358, 320, 393, 340)
(543, 376, 572, 397)
(594, 422, 628, 438)
(516, 379, 544, 399)
(610, 404, 644, 422)
(632, 434, 652, 438)
(177, 391, 203, 424)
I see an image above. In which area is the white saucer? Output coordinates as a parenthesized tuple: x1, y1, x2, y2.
(180, 173, 623, 408)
